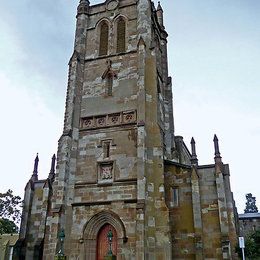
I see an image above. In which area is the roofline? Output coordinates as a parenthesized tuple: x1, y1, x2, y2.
(239, 213, 260, 219)
(164, 160, 221, 170)
(164, 160, 191, 169)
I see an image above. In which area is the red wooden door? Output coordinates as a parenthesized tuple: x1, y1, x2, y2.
(97, 224, 117, 260)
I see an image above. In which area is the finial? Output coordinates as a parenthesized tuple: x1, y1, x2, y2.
(213, 134, 222, 163)
(33, 153, 39, 174)
(190, 137, 198, 165)
(31, 153, 39, 182)
(157, 1, 163, 11)
(106, 59, 112, 68)
(156, 1, 164, 27)
(48, 154, 56, 182)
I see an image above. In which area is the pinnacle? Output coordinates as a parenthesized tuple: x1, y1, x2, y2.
(213, 134, 222, 162)
(49, 153, 56, 182)
(31, 153, 39, 182)
(157, 1, 163, 11)
(33, 153, 39, 174)
(190, 137, 198, 165)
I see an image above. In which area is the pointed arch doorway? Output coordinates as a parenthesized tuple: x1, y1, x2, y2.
(97, 224, 117, 260)
(83, 210, 127, 259)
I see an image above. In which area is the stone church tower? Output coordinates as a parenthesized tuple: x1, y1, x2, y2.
(17, 0, 238, 259)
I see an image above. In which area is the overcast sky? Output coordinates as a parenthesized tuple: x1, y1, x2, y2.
(1, 0, 259, 213)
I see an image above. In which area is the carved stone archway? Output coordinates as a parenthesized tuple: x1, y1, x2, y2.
(83, 210, 127, 260)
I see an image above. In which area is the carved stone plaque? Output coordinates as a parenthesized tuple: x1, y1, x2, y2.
(82, 117, 94, 128)
(96, 116, 106, 127)
(101, 164, 113, 180)
(98, 162, 114, 184)
(107, 113, 120, 126)
(80, 110, 137, 130)
(123, 111, 136, 124)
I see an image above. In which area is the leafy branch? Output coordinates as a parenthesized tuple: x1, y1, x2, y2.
(0, 189, 22, 224)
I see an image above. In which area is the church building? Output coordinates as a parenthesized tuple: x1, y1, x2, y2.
(17, 0, 238, 259)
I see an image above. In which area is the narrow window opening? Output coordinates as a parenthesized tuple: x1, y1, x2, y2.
(104, 142, 110, 158)
(116, 18, 126, 53)
(99, 22, 109, 56)
(172, 187, 179, 207)
(107, 74, 113, 96)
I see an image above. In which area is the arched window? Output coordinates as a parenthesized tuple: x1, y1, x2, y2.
(116, 18, 126, 53)
(99, 22, 109, 56)
(97, 224, 117, 260)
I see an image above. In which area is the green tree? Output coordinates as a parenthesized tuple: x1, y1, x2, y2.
(0, 218, 19, 234)
(237, 231, 260, 259)
(0, 189, 22, 223)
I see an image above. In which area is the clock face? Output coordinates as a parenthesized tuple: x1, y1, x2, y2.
(107, 0, 118, 11)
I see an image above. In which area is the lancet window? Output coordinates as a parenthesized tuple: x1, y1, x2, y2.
(99, 22, 109, 56)
(116, 18, 126, 53)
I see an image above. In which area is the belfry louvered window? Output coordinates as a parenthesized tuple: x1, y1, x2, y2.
(116, 18, 126, 53)
(99, 22, 109, 56)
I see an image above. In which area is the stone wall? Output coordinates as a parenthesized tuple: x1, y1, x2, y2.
(18, 179, 51, 259)
(165, 160, 238, 259)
